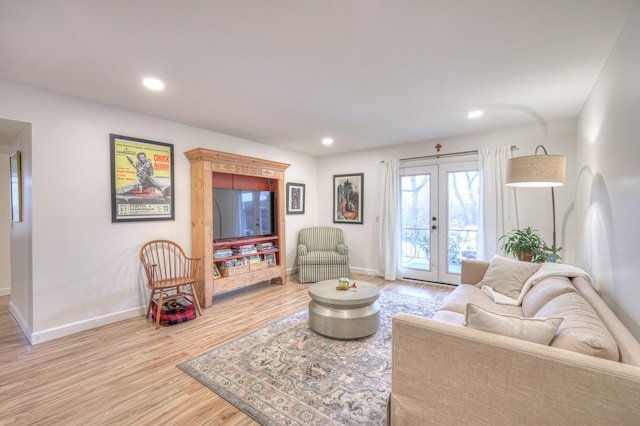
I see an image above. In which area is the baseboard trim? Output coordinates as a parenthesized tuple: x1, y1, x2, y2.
(9, 301, 32, 344)
(14, 305, 147, 345)
(0, 286, 10, 296)
(350, 267, 377, 277)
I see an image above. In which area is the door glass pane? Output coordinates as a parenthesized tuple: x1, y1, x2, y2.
(401, 174, 431, 270)
(447, 170, 479, 273)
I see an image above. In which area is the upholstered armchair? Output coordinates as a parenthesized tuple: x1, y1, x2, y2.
(296, 227, 350, 283)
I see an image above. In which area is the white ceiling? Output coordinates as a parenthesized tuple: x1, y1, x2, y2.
(0, 1, 636, 155)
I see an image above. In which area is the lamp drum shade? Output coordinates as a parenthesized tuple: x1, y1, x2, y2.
(506, 154, 565, 187)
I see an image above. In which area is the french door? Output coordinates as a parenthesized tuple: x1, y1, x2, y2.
(399, 160, 479, 284)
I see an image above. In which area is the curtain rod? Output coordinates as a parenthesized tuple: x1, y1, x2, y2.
(398, 145, 518, 162)
(400, 145, 518, 161)
(379, 145, 518, 163)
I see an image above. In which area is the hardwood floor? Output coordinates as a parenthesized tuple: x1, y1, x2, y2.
(0, 273, 452, 425)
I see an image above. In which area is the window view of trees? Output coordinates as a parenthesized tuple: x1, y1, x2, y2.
(401, 174, 431, 269)
(447, 170, 479, 272)
(400, 169, 479, 274)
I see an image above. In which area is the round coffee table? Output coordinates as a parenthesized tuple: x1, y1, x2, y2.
(308, 279, 381, 340)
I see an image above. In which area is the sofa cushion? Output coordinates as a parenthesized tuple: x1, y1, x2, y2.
(464, 303, 563, 345)
(535, 292, 620, 361)
(432, 309, 465, 326)
(522, 276, 576, 317)
(439, 284, 524, 317)
(478, 255, 541, 300)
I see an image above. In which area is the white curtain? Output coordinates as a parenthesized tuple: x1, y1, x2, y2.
(377, 159, 401, 280)
(478, 146, 518, 260)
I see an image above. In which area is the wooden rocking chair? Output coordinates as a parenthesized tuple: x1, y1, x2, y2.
(139, 240, 203, 329)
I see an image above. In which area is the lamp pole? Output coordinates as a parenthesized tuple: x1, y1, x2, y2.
(534, 144, 557, 248)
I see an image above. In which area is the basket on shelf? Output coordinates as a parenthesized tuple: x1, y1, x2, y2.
(249, 260, 269, 272)
(221, 263, 250, 277)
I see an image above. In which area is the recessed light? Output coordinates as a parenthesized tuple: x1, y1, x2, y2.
(467, 110, 484, 119)
(143, 77, 165, 91)
(322, 137, 334, 145)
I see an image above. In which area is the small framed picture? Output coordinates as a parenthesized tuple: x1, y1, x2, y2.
(265, 253, 276, 266)
(213, 263, 221, 279)
(333, 173, 363, 224)
(286, 182, 305, 215)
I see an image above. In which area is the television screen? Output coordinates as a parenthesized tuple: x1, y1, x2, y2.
(213, 188, 274, 241)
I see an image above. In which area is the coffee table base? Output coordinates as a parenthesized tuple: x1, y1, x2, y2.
(308, 300, 380, 340)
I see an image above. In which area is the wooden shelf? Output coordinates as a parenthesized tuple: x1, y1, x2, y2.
(213, 235, 278, 248)
(185, 148, 290, 307)
(213, 249, 279, 263)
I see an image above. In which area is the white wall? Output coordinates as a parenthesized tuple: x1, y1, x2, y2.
(574, 2, 640, 339)
(317, 119, 577, 276)
(0, 80, 317, 343)
(8, 125, 33, 337)
(0, 152, 10, 296)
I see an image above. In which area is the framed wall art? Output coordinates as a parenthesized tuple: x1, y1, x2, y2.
(286, 182, 305, 214)
(264, 253, 276, 266)
(333, 173, 363, 224)
(10, 150, 22, 222)
(110, 134, 175, 222)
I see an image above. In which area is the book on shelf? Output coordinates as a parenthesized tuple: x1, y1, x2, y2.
(213, 249, 233, 259)
(223, 259, 244, 268)
(232, 243, 256, 250)
(232, 247, 258, 255)
(256, 242, 274, 251)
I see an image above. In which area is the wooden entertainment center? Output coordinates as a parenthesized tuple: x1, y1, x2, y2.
(184, 148, 290, 307)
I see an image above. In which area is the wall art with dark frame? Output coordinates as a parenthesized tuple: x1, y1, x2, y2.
(286, 182, 305, 214)
(10, 150, 22, 223)
(110, 134, 175, 222)
(333, 173, 363, 224)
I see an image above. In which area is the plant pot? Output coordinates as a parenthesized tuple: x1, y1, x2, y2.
(516, 251, 533, 262)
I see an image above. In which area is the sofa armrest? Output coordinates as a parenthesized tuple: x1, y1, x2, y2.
(336, 243, 349, 255)
(390, 313, 640, 425)
(460, 259, 489, 284)
(297, 244, 307, 256)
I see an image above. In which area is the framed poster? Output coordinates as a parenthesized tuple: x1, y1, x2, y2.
(333, 173, 363, 224)
(10, 151, 22, 222)
(110, 134, 175, 222)
(286, 182, 305, 214)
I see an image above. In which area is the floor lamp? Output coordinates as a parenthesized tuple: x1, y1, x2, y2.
(505, 145, 566, 248)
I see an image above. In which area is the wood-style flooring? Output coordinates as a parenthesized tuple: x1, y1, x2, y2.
(0, 273, 453, 425)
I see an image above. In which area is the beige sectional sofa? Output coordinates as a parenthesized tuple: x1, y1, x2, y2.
(390, 258, 640, 425)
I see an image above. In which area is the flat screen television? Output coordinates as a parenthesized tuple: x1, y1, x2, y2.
(213, 188, 275, 241)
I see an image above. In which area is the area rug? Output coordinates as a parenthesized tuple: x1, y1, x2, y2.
(177, 290, 442, 426)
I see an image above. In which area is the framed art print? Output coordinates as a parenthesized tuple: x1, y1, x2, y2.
(265, 253, 276, 266)
(110, 134, 175, 222)
(286, 182, 305, 214)
(333, 173, 363, 224)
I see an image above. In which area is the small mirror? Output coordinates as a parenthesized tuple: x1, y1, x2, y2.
(10, 150, 22, 222)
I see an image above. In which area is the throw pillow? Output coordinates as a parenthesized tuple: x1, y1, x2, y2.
(478, 255, 541, 300)
(464, 303, 562, 345)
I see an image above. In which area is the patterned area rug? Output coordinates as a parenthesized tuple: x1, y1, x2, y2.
(177, 290, 442, 425)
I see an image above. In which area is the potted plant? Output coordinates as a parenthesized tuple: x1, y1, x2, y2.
(542, 244, 563, 263)
(499, 226, 550, 262)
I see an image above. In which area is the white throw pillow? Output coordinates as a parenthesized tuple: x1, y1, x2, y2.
(478, 255, 541, 300)
(464, 303, 562, 345)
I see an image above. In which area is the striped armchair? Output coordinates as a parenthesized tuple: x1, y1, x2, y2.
(296, 227, 350, 283)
